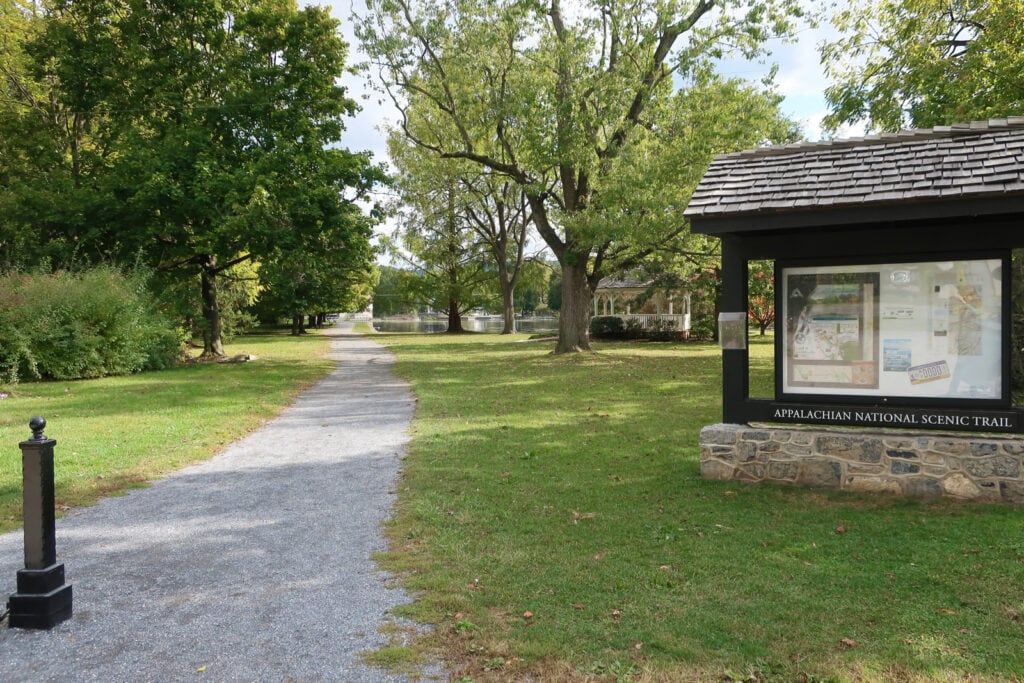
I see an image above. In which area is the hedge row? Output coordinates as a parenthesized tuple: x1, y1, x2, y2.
(0, 268, 182, 383)
(589, 315, 692, 342)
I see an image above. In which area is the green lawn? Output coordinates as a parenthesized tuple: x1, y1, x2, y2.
(3, 327, 1021, 681)
(0, 331, 334, 533)
(371, 331, 1024, 682)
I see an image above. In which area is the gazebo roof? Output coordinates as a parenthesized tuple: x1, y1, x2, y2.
(686, 118, 1024, 234)
(595, 277, 651, 290)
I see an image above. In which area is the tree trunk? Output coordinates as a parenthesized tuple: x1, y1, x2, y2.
(446, 296, 465, 333)
(291, 314, 306, 335)
(498, 260, 516, 334)
(200, 257, 225, 358)
(554, 258, 592, 353)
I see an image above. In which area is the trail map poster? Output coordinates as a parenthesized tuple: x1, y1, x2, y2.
(786, 272, 879, 390)
(781, 258, 1003, 400)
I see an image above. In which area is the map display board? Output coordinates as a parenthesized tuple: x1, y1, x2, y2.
(781, 258, 1004, 400)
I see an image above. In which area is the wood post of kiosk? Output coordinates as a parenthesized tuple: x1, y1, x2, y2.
(720, 236, 749, 424)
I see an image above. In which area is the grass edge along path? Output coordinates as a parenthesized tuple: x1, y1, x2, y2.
(371, 332, 1024, 683)
(0, 330, 335, 535)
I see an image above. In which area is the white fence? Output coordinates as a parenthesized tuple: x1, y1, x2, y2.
(616, 313, 690, 331)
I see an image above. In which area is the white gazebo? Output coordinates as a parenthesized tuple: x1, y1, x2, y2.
(592, 277, 691, 334)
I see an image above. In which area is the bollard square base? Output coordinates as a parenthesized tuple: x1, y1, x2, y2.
(8, 564, 72, 630)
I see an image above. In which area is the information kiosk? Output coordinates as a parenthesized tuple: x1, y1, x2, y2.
(686, 119, 1024, 500)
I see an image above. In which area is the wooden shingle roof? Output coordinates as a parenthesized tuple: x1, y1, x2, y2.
(686, 118, 1024, 234)
(595, 277, 650, 290)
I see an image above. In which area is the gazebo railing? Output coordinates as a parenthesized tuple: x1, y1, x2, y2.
(612, 313, 690, 331)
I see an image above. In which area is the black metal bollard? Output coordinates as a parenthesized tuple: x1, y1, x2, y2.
(7, 417, 73, 629)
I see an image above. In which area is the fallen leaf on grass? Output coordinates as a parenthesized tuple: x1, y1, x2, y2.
(572, 511, 597, 524)
(839, 638, 857, 650)
(523, 611, 534, 619)
(835, 525, 846, 534)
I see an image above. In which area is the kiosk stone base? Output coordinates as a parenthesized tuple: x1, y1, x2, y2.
(700, 423, 1024, 503)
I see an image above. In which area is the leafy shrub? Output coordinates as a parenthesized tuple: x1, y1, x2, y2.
(646, 318, 682, 342)
(688, 314, 716, 341)
(590, 315, 689, 342)
(589, 315, 625, 339)
(623, 318, 646, 340)
(0, 267, 183, 382)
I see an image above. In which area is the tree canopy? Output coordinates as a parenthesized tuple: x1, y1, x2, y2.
(821, 0, 1024, 132)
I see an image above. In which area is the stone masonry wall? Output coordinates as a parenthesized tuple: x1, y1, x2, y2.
(699, 423, 1024, 503)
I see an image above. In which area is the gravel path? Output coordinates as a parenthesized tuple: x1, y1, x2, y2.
(0, 323, 441, 682)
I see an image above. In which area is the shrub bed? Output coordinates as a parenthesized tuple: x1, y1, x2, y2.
(589, 315, 686, 341)
(0, 268, 182, 383)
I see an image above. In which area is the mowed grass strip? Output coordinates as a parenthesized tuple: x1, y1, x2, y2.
(0, 331, 334, 534)
(373, 332, 1024, 682)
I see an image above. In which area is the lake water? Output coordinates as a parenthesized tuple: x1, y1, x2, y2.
(372, 317, 559, 334)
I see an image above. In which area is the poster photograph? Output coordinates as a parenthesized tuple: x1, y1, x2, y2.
(781, 257, 1004, 401)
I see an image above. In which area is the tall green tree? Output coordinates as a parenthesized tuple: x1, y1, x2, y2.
(460, 170, 532, 334)
(1, 0, 384, 355)
(358, 0, 804, 352)
(821, 0, 1024, 132)
(389, 129, 533, 334)
(386, 178, 496, 333)
(371, 266, 420, 317)
(114, 1, 382, 356)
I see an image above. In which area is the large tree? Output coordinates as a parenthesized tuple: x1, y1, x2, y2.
(1, 0, 383, 356)
(357, 0, 804, 352)
(821, 0, 1024, 132)
(386, 177, 497, 333)
(389, 131, 533, 334)
(460, 170, 532, 334)
(254, 148, 382, 335)
(116, 1, 382, 356)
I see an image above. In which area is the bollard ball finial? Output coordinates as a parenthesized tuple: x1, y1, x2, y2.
(28, 416, 46, 441)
